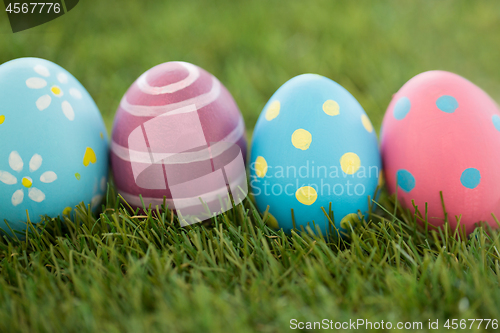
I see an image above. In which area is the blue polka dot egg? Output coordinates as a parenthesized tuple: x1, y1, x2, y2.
(0, 58, 108, 233)
(250, 74, 381, 235)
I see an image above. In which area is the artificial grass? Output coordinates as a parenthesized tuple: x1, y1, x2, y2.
(1, 183, 500, 332)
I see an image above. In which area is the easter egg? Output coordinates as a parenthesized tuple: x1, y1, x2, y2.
(381, 70, 500, 234)
(110, 61, 247, 224)
(249, 74, 381, 235)
(0, 58, 109, 232)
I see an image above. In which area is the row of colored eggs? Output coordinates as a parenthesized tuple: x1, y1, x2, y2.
(1, 58, 499, 236)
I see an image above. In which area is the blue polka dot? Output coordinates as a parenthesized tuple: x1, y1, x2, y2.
(436, 95, 458, 113)
(393, 97, 411, 120)
(396, 169, 416, 192)
(460, 168, 481, 189)
(492, 115, 500, 132)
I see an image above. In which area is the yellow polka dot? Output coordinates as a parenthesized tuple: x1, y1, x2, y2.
(340, 213, 361, 229)
(266, 213, 279, 229)
(0, 115, 5, 124)
(83, 147, 97, 166)
(265, 100, 280, 121)
(22, 177, 32, 188)
(100, 132, 104, 140)
(255, 156, 268, 178)
(323, 100, 340, 116)
(295, 186, 318, 205)
(75, 173, 81, 180)
(63, 207, 72, 216)
(51, 86, 62, 97)
(340, 152, 361, 175)
(361, 114, 373, 133)
(291, 129, 312, 150)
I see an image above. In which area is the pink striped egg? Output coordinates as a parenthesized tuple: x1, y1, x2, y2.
(111, 62, 247, 224)
(381, 71, 500, 234)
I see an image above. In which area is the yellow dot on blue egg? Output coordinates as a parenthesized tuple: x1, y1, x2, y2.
(396, 169, 415, 192)
(51, 86, 62, 97)
(265, 100, 280, 121)
(323, 100, 340, 116)
(22, 177, 33, 188)
(436, 95, 458, 113)
(291, 129, 312, 150)
(393, 97, 411, 120)
(255, 156, 268, 178)
(492, 115, 500, 132)
(295, 186, 318, 205)
(340, 152, 361, 175)
(0, 115, 5, 124)
(340, 213, 361, 229)
(460, 168, 481, 189)
(361, 114, 373, 133)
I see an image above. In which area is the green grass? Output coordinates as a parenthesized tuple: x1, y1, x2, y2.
(2, 0, 500, 332)
(2, 186, 500, 332)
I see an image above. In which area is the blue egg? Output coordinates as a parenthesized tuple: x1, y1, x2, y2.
(0, 58, 108, 233)
(249, 74, 381, 235)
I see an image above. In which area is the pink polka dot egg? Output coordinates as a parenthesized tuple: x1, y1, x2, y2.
(381, 71, 500, 234)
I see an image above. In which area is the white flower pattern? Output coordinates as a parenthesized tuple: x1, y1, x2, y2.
(26, 64, 82, 121)
(0, 151, 57, 206)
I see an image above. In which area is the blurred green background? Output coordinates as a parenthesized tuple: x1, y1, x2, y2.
(1, 0, 500, 137)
